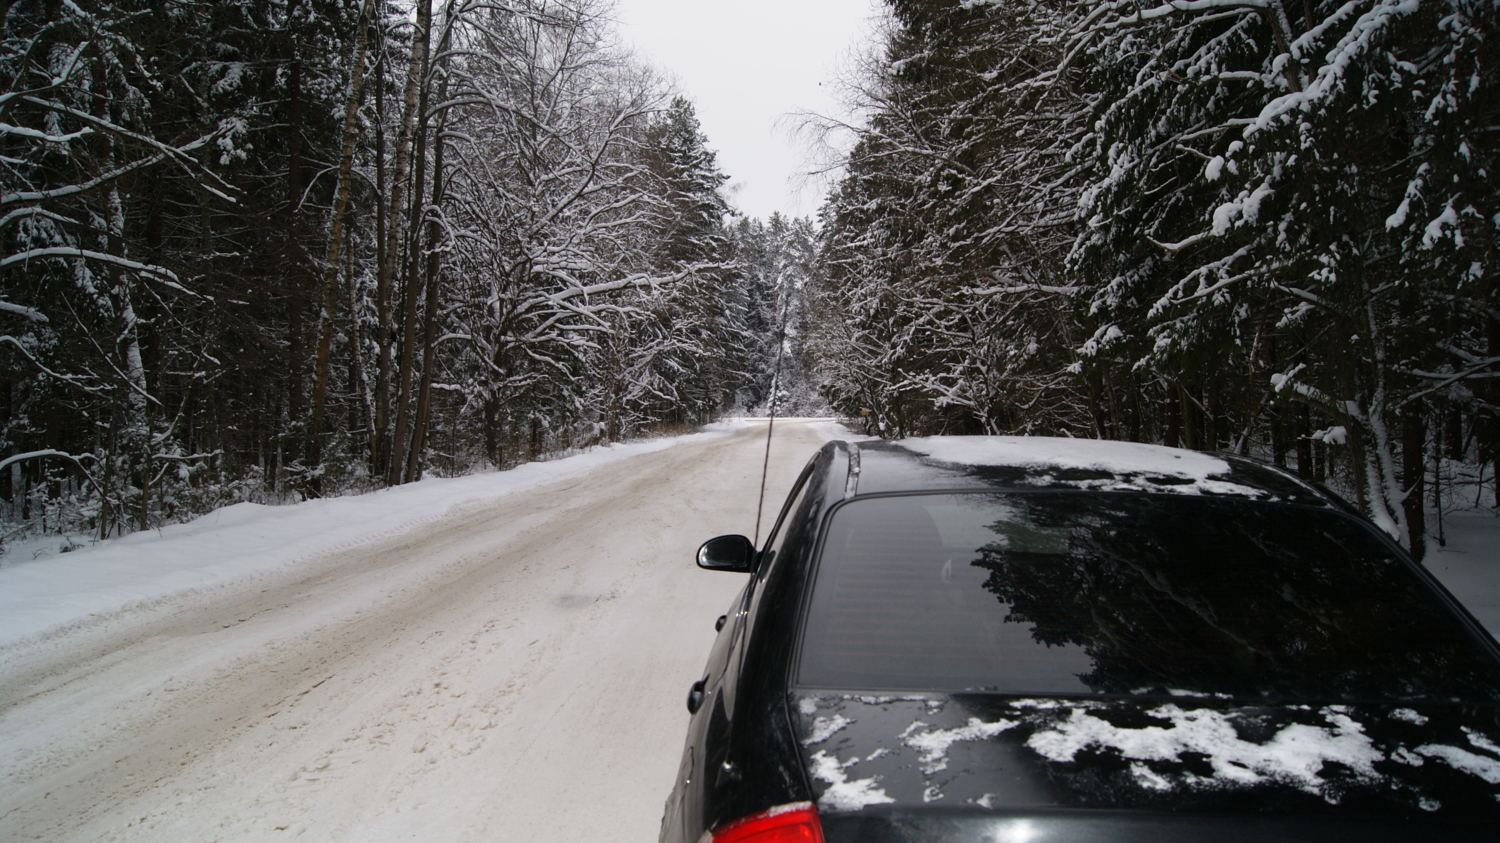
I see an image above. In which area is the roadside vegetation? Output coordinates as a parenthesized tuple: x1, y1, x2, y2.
(1, 0, 819, 545)
(4, 0, 1496, 559)
(807, 0, 1499, 558)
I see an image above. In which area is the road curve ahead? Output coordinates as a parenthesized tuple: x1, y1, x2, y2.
(0, 420, 831, 842)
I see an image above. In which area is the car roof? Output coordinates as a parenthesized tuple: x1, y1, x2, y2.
(845, 435, 1334, 506)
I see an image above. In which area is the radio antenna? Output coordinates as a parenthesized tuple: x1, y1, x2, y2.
(752, 274, 792, 547)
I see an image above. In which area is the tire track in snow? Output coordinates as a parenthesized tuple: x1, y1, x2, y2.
(0, 421, 828, 842)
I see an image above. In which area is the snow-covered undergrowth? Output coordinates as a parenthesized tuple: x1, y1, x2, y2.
(0, 421, 754, 650)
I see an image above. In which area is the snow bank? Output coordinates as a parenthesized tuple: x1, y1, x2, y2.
(0, 422, 749, 650)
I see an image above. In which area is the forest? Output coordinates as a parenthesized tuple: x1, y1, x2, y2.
(2, 0, 819, 542)
(3, 0, 1497, 559)
(809, 0, 1498, 559)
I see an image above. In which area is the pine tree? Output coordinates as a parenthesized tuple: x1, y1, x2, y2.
(1067, 0, 1500, 552)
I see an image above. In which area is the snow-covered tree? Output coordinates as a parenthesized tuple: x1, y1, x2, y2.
(425, 0, 693, 462)
(590, 96, 738, 438)
(1067, 0, 1500, 554)
(730, 214, 822, 416)
(810, 0, 1088, 436)
(0, 0, 261, 534)
(807, 0, 1500, 554)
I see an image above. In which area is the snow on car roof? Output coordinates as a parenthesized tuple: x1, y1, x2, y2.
(856, 436, 1299, 499)
(898, 436, 1229, 477)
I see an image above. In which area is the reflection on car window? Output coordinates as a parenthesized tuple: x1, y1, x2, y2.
(797, 493, 1500, 702)
(759, 463, 815, 570)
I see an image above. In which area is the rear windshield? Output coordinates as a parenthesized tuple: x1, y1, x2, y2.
(796, 493, 1500, 701)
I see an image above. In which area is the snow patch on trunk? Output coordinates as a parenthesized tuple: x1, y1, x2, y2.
(900, 717, 1020, 775)
(1026, 704, 1384, 797)
(808, 750, 896, 812)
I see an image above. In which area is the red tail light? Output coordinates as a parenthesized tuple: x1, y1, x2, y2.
(706, 802, 824, 843)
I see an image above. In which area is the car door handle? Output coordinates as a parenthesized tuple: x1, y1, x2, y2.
(686, 679, 706, 714)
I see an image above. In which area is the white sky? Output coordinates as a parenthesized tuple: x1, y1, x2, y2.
(611, 0, 880, 221)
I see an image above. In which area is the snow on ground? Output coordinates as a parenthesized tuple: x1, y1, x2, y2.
(0, 422, 1497, 843)
(0, 419, 842, 843)
(0, 421, 754, 650)
(1427, 510, 1500, 639)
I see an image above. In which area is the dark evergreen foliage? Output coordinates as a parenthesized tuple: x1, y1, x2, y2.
(0, 0, 754, 543)
(808, 0, 1500, 554)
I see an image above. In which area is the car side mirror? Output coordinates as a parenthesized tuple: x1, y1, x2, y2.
(697, 535, 756, 573)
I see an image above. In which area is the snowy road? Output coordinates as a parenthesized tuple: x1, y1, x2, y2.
(0, 420, 830, 842)
(4, 421, 1499, 843)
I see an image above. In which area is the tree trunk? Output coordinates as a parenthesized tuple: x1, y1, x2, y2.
(407, 76, 451, 482)
(285, 1, 307, 469)
(1434, 409, 1448, 548)
(381, 0, 429, 480)
(388, 269, 418, 484)
(348, 219, 374, 453)
(1402, 403, 1426, 562)
(1204, 387, 1219, 451)
(1271, 408, 1287, 468)
(93, 58, 149, 532)
(483, 396, 500, 466)
(1088, 370, 1108, 439)
(1179, 382, 1199, 450)
(373, 52, 392, 477)
(1487, 314, 1500, 506)
(384, 0, 433, 485)
(1349, 417, 1369, 514)
(1295, 404, 1314, 479)
(1446, 405, 1464, 461)
(309, 0, 377, 467)
(1163, 379, 1181, 447)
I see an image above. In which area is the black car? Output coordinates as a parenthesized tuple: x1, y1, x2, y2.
(660, 436, 1500, 843)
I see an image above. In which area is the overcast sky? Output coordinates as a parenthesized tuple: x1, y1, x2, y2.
(611, 0, 880, 222)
